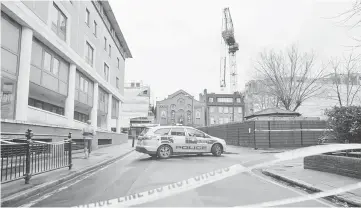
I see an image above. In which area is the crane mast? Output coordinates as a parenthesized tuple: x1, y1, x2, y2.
(220, 8, 239, 93)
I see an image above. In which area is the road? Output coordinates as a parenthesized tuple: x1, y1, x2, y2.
(14, 151, 335, 207)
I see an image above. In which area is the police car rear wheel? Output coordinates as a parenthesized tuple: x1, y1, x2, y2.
(211, 144, 222, 156)
(157, 145, 172, 159)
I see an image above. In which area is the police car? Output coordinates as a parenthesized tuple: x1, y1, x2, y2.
(135, 126, 227, 159)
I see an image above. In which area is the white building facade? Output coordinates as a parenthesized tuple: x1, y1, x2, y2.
(120, 81, 151, 128)
(1, 1, 132, 132)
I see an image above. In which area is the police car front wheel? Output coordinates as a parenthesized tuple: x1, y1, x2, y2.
(211, 144, 223, 156)
(157, 145, 172, 159)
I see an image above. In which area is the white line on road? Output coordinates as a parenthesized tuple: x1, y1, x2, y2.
(19, 151, 141, 208)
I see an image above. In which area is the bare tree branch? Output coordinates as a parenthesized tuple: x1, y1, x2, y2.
(254, 45, 324, 112)
(329, 51, 361, 107)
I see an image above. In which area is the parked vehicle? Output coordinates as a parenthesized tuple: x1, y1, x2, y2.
(135, 126, 227, 159)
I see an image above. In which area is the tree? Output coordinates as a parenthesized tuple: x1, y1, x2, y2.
(328, 52, 361, 107)
(325, 106, 361, 143)
(255, 45, 325, 111)
(338, 0, 361, 47)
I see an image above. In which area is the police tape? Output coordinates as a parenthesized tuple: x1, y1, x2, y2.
(73, 144, 361, 208)
(73, 164, 247, 208)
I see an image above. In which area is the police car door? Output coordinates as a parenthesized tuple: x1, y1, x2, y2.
(185, 128, 208, 153)
(169, 127, 187, 153)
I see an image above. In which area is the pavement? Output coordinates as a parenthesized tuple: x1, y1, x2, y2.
(3, 144, 340, 207)
(261, 158, 361, 207)
(1, 142, 134, 207)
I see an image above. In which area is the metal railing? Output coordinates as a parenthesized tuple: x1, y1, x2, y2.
(1, 129, 72, 184)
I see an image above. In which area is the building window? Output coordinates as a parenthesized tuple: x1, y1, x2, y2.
(219, 118, 224, 124)
(109, 44, 111, 57)
(218, 107, 223, 113)
(196, 111, 201, 119)
(210, 107, 215, 113)
(43, 51, 52, 72)
(224, 107, 229, 114)
(116, 77, 119, 89)
(236, 98, 241, 103)
(74, 111, 89, 123)
(210, 117, 215, 125)
(28, 97, 64, 115)
(209, 97, 213, 102)
(52, 57, 59, 75)
(171, 104, 176, 110)
(217, 97, 233, 103)
(84, 79, 88, 93)
(51, 3, 67, 41)
(93, 21, 97, 36)
(103, 63, 109, 81)
(117, 57, 120, 69)
(161, 111, 167, 118)
(229, 107, 233, 113)
(85, 41, 94, 66)
(238, 107, 242, 114)
(224, 118, 229, 123)
(85, 9, 90, 26)
(104, 37, 107, 51)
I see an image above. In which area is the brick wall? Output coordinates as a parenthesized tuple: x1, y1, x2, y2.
(198, 120, 327, 148)
(304, 154, 361, 179)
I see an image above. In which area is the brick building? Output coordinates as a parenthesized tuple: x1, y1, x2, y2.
(156, 90, 206, 127)
(199, 89, 245, 126)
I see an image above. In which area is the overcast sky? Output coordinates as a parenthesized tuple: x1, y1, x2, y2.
(109, 0, 360, 102)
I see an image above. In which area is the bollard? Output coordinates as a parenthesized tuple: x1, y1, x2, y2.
(68, 132, 72, 170)
(24, 129, 33, 184)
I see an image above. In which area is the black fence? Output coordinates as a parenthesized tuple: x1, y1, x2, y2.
(1, 129, 72, 184)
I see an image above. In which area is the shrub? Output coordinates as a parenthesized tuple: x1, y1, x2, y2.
(324, 106, 361, 143)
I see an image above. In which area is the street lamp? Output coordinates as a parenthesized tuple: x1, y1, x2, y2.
(185, 95, 194, 126)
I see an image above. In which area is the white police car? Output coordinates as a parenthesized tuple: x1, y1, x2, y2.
(135, 126, 227, 159)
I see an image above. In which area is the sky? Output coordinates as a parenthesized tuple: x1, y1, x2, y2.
(109, 0, 360, 103)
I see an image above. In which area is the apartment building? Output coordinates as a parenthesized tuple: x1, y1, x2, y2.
(1, 1, 132, 132)
(120, 81, 152, 129)
(199, 89, 245, 126)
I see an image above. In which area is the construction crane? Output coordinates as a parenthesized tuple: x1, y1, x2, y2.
(220, 8, 239, 93)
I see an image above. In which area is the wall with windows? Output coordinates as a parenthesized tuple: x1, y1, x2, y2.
(30, 39, 69, 96)
(1, 13, 21, 120)
(22, 1, 126, 96)
(73, 1, 125, 95)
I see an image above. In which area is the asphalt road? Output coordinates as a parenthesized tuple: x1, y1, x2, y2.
(14, 151, 335, 207)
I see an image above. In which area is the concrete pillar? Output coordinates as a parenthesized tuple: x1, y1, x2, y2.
(107, 93, 112, 131)
(91, 82, 98, 129)
(65, 64, 76, 127)
(15, 27, 33, 121)
(116, 101, 122, 133)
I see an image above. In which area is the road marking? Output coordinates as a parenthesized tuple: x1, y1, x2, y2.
(19, 151, 140, 208)
(72, 144, 361, 208)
